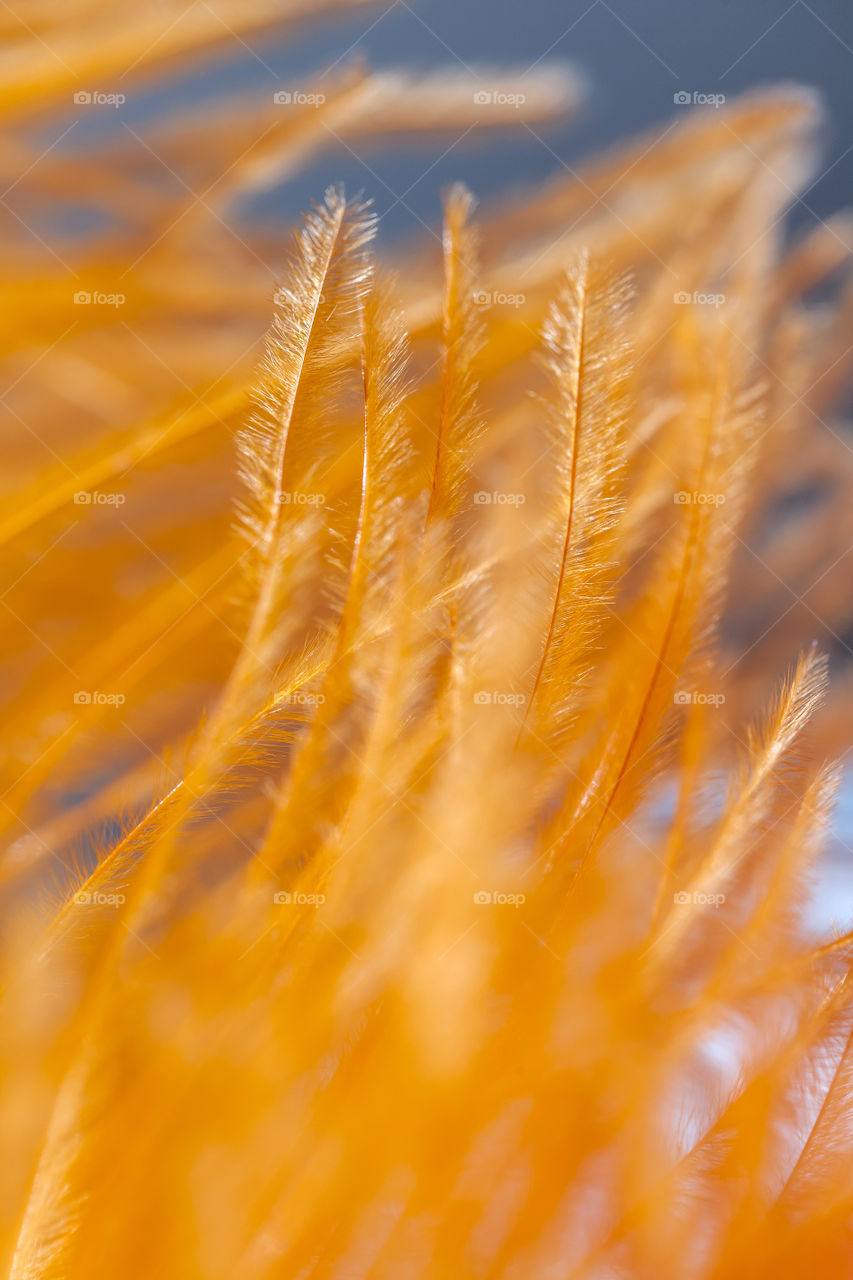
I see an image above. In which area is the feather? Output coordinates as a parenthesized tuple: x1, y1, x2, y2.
(257, 273, 415, 874)
(520, 253, 629, 743)
(650, 649, 829, 968)
(232, 185, 375, 692)
(425, 183, 484, 528)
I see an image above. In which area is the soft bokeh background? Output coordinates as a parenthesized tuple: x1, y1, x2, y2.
(96, 0, 853, 237)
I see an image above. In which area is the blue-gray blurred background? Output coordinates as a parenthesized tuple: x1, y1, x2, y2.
(132, 0, 853, 238)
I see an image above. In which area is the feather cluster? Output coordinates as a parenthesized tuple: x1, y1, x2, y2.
(2, 4, 853, 1278)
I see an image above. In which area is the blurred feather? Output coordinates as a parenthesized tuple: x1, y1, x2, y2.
(0, 7, 852, 1279)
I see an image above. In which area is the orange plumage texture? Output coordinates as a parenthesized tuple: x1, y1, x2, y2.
(2, 3, 853, 1277)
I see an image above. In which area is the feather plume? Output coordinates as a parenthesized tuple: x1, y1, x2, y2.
(2, 11, 853, 1280)
(521, 254, 629, 745)
(426, 183, 484, 528)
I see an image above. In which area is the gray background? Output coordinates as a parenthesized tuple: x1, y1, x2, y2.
(173, 0, 853, 238)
